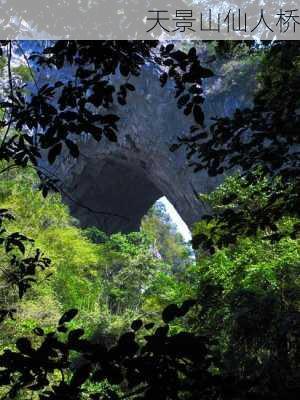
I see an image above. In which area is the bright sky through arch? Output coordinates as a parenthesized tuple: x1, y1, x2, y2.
(158, 196, 192, 243)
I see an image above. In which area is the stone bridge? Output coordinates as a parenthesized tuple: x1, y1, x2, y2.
(47, 62, 251, 234)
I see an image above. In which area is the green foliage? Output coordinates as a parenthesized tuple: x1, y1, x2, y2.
(0, 166, 192, 348)
(256, 42, 300, 110)
(193, 169, 298, 252)
(188, 171, 300, 396)
(0, 165, 194, 398)
(141, 202, 192, 273)
(0, 56, 6, 73)
(0, 40, 299, 399)
(1, 163, 299, 399)
(12, 65, 33, 82)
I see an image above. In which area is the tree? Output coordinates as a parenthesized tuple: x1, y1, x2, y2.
(0, 40, 299, 399)
(141, 202, 192, 274)
(174, 41, 300, 250)
(0, 39, 212, 323)
(189, 173, 300, 399)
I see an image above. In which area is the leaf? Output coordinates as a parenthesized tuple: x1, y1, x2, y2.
(119, 63, 130, 77)
(193, 105, 205, 125)
(160, 73, 168, 87)
(162, 304, 179, 323)
(184, 102, 193, 116)
(91, 127, 102, 141)
(166, 44, 175, 53)
(58, 309, 78, 325)
(188, 47, 197, 59)
(68, 328, 85, 342)
(33, 327, 44, 337)
(117, 96, 126, 106)
(170, 50, 187, 63)
(54, 81, 64, 88)
(178, 299, 197, 316)
(199, 66, 214, 78)
(16, 338, 33, 355)
(193, 95, 204, 105)
(131, 319, 143, 331)
(144, 323, 155, 330)
(14, 239, 25, 254)
(70, 364, 91, 387)
(125, 83, 135, 91)
(48, 143, 62, 164)
(101, 114, 120, 125)
(57, 325, 68, 333)
(155, 325, 169, 337)
(177, 95, 190, 108)
(104, 127, 117, 142)
(65, 139, 79, 158)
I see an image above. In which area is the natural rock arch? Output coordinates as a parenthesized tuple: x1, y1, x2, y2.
(47, 62, 251, 233)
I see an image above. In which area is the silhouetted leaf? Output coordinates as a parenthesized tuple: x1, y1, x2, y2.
(16, 338, 32, 355)
(162, 304, 179, 323)
(193, 105, 204, 125)
(58, 309, 78, 325)
(65, 139, 79, 158)
(48, 143, 62, 164)
(33, 327, 44, 337)
(104, 127, 117, 142)
(70, 364, 91, 387)
(160, 73, 168, 87)
(131, 319, 143, 331)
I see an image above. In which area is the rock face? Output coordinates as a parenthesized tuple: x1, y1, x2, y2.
(49, 62, 253, 234)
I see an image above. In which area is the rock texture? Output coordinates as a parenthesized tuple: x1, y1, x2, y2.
(47, 61, 254, 234)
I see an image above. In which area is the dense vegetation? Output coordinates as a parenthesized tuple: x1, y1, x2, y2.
(0, 166, 299, 399)
(0, 166, 193, 348)
(0, 40, 299, 399)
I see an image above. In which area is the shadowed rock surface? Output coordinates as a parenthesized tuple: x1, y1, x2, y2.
(42, 59, 254, 234)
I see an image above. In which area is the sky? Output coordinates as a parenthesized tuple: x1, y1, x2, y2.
(158, 196, 192, 243)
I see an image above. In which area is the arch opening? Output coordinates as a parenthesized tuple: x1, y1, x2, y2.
(67, 156, 163, 234)
(152, 197, 192, 243)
